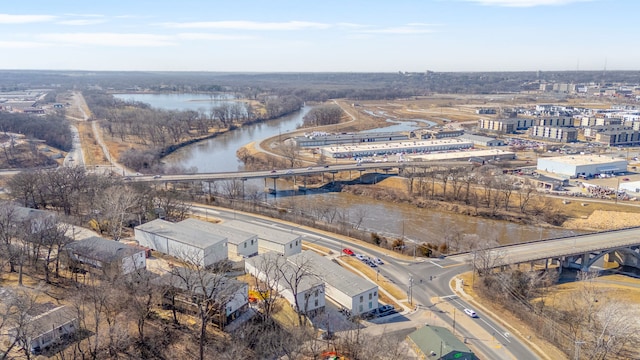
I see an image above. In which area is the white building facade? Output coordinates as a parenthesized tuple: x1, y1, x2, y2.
(179, 218, 259, 259)
(135, 219, 228, 267)
(225, 220, 302, 256)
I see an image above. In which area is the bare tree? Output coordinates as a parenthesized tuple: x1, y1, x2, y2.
(277, 253, 319, 326)
(280, 140, 302, 168)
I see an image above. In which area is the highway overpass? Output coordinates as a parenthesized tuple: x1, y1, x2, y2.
(455, 227, 640, 272)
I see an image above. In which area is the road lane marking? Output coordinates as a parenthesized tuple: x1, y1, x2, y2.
(449, 298, 512, 343)
(429, 261, 443, 268)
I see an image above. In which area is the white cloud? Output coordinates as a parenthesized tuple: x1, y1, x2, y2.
(357, 24, 438, 35)
(37, 33, 175, 47)
(0, 14, 56, 24)
(0, 41, 50, 48)
(177, 33, 255, 40)
(57, 19, 107, 26)
(460, 0, 592, 7)
(161, 20, 331, 31)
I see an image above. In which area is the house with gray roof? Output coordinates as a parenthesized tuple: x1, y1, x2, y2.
(7, 305, 78, 355)
(62, 236, 146, 277)
(407, 325, 476, 360)
(224, 220, 302, 256)
(134, 219, 228, 267)
(289, 250, 377, 316)
(154, 266, 248, 327)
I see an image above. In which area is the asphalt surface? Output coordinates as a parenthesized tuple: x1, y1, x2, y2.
(191, 204, 539, 360)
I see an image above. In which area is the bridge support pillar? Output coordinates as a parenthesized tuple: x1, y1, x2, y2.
(272, 178, 277, 197)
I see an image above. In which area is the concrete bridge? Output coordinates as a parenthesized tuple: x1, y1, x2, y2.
(461, 227, 640, 273)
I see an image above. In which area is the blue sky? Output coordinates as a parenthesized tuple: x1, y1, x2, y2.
(0, 0, 636, 72)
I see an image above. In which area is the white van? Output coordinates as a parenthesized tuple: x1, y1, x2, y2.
(464, 308, 477, 318)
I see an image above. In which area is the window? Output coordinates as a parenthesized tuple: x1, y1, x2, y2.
(369, 293, 372, 300)
(369, 302, 372, 309)
(374, 291, 377, 296)
(359, 304, 363, 312)
(359, 296, 363, 303)
(244, 242, 247, 248)
(251, 239, 254, 245)
(290, 243, 292, 248)
(295, 240, 298, 246)
(314, 299, 318, 307)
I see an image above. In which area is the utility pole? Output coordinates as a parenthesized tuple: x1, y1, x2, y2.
(408, 276, 413, 305)
(452, 308, 456, 335)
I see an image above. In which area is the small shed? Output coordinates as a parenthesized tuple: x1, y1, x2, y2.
(407, 325, 476, 360)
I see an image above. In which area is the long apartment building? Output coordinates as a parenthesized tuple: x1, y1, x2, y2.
(529, 126, 577, 143)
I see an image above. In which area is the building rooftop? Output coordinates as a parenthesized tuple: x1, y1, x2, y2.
(136, 219, 227, 249)
(458, 133, 500, 143)
(20, 306, 77, 340)
(407, 325, 474, 359)
(178, 218, 256, 246)
(538, 154, 628, 166)
(289, 250, 377, 297)
(321, 138, 472, 155)
(407, 149, 514, 162)
(246, 252, 324, 293)
(154, 266, 246, 298)
(224, 220, 300, 245)
(64, 236, 143, 262)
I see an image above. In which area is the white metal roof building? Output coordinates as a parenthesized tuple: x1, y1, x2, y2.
(134, 219, 228, 267)
(320, 138, 473, 159)
(537, 155, 628, 178)
(178, 218, 258, 259)
(289, 250, 378, 316)
(224, 220, 302, 257)
(245, 252, 325, 314)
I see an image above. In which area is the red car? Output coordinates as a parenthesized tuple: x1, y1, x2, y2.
(342, 248, 355, 256)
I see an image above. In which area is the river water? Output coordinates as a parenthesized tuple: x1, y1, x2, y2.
(116, 93, 581, 244)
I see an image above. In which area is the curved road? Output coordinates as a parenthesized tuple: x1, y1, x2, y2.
(191, 204, 539, 359)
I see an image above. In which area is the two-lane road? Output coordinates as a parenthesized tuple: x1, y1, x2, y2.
(191, 204, 539, 359)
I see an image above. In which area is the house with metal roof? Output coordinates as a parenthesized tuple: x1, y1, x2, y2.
(62, 236, 146, 277)
(289, 250, 378, 316)
(178, 218, 258, 259)
(153, 266, 248, 327)
(7, 305, 78, 355)
(224, 220, 302, 257)
(134, 219, 228, 267)
(245, 252, 325, 315)
(407, 325, 476, 360)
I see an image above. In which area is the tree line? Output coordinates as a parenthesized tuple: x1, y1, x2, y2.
(0, 112, 72, 152)
(83, 90, 303, 172)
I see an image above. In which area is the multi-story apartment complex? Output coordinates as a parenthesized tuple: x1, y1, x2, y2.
(529, 126, 577, 143)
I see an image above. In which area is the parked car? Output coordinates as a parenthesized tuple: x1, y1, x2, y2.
(286, 170, 294, 174)
(342, 248, 355, 256)
(464, 308, 478, 318)
(270, 169, 277, 173)
(374, 258, 384, 265)
(368, 261, 377, 268)
(307, 166, 313, 170)
(355, 254, 365, 260)
(153, 175, 162, 179)
(378, 304, 394, 313)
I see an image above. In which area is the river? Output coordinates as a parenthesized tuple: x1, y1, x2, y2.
(115, 93, 581, 244)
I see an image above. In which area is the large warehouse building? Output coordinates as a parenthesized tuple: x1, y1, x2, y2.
(537, 155, 628, 178)
(134, 219, 228, 267)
